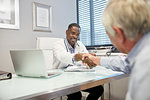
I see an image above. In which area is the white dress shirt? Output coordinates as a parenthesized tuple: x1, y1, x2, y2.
(101, 32, 150, 100)
(53, 38, 88, 69)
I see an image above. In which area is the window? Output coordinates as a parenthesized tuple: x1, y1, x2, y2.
(77, 0, 111, 46)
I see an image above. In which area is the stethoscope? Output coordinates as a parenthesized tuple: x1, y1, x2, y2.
(64, 39, 80, 67)
(64, 39, 79, 53)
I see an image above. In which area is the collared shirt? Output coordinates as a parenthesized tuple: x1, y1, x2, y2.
(65, 39, 82, 64)
(65, 39, 76, 66)
(125, 32, 150, 100)
(101, 32, 150, 100)
(65, 39, 75, 54)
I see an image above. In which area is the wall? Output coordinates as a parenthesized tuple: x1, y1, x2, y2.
(0, 0, 77, 72)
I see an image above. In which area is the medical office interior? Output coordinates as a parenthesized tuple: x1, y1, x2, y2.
(0, 0, 128, 100)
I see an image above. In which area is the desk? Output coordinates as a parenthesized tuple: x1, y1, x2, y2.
(0, 67, 128, 100)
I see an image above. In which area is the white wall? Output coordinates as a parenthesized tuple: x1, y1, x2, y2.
(0, 0, 77, 72)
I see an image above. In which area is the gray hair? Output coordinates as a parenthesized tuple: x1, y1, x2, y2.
(102, 0, 150, 41)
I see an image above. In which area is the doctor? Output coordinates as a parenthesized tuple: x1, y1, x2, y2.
(53, 23, 104, 100)
(53, 23, 96, 69)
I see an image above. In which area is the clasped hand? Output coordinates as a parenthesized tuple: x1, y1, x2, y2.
(81, 53, 98, 68)
(75, 53, 100, 68)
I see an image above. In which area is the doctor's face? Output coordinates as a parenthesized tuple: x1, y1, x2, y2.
(66, 26, 80, 48)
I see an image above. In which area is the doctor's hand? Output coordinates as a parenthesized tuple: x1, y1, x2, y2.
(74, 53, 85, 61)
(82, 53, 101, 68)
(82, 56, 97, 68)
(74, 53, 96, 68)
(89, 52, 96, 56)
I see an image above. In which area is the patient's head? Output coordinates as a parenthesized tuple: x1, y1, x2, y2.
(102, 0, 150, 53)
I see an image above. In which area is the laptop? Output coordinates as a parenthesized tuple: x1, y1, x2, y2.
(10, 49, 62, 78)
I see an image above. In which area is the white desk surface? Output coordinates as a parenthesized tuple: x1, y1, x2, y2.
(0, 67, 128, 100)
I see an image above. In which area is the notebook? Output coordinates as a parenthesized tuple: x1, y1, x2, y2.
(64, 65, 95, 72)
(10, 49, 62, 78)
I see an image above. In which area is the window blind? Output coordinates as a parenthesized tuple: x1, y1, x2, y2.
(77, 0, 111, 46)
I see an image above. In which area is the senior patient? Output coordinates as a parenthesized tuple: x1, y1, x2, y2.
(53, 23, 103, 100)
(83, 0, 150, 100)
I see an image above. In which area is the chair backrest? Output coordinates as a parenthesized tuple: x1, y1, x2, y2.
(36, 37, 62, 49)
(36, 37, 63, 69)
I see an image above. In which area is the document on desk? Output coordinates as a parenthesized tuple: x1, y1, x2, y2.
(64, 65, 95, 72)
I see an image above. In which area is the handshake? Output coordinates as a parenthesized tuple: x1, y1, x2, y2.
(75, 53, 100, 68)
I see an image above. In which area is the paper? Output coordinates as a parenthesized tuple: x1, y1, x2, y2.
(0, 0, 11, 20)
(64, 65, 95, 72)
(67, 65, 87, 69)
(37, 7, 49, 27)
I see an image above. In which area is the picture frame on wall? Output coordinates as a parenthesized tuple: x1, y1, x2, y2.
(0, 0, 20, 29)
(32, 2, 52, 32)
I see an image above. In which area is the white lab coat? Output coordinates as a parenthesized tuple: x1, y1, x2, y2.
(52, 38, 88, 69)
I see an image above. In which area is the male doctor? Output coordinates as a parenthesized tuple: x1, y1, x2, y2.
(53, 23, 104, 100)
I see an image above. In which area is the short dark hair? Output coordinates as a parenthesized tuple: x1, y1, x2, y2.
(68, 23, 80, 30)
